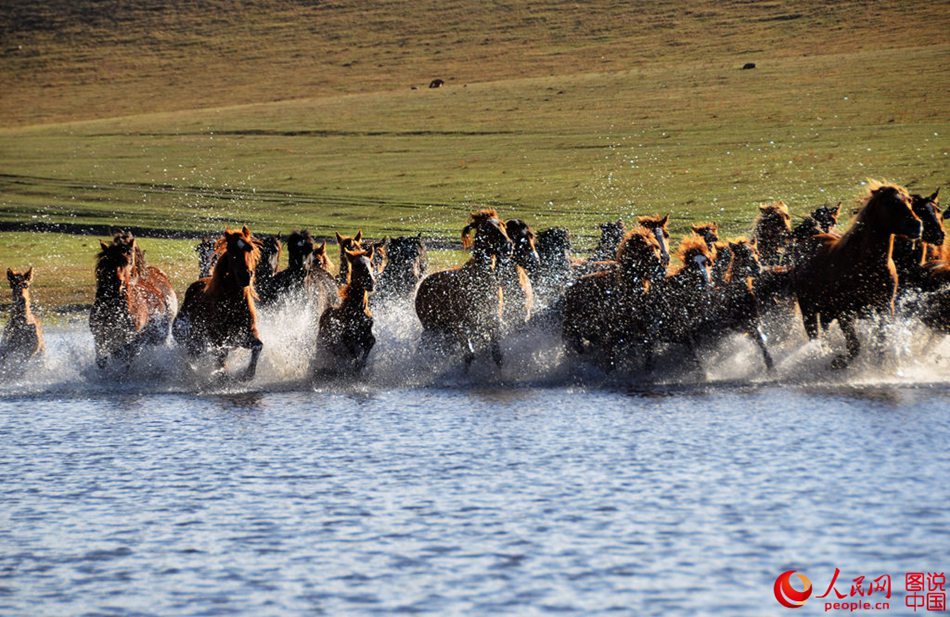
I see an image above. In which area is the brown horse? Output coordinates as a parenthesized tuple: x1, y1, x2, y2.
(499, 219, 540, 327)
(894, 189, 945, 295)
(374, 235, 428, 304)
(335, 230, 364, 286)
(793, 182, 922, 368)
(173, 226, 264, 381)
(638, 214, 671, 267)
(196, 235, 218, 278)
(753, 201, 792, 266)
(0, 268, 44, 373)
(532, 227, 574, 302)
(644, 234, 714, 370)
(791, 204, 842, 266)
(707, 239, 774, 370)
(253, 234, 282, 303)
(314, 247, 377, 376)
(90, 232, 177, 369)
(562, 227, 666, 370)
(589, 219, 626, 262)
(263, 230, 337, 311)
(415, 209, 513, 369)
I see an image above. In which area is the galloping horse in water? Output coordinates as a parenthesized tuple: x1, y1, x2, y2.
(90, 232, 177, 370)
(374, 235, 428, 304)
(707, 239, 774, 370)
(562, 227, 666, 371)
(415, 209, 513, 370)
(753, 201, 792, 266)
(498, 219, 540, 327)
(314, 247, 377, 376)
(794, 182, 922, 368)
(173, 227, 264, 381)
(0, 268, 44, 373)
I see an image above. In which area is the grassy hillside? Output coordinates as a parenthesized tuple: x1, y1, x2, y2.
(0, 0, 947, 307)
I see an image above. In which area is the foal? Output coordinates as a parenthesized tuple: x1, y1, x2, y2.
(314, 247, 377, 376)
(0, 268, 44, 372)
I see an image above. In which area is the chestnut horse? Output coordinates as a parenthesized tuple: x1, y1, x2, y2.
(793, 182, 922, 368)
(707, 239, 774, 370)
(335, 230, 364, 286)
(638, 214, 671, 267)
(0, 268, 44, 373)
(90, 233, 177, 369)
(415, 209, 513, 369)
(562, 227, 666, 371)
(753, 201, 792, 266)
(499, 219, 540, 327)
(173, 227, 264, 381)
(374, 235, 428, 304)
(314, 247, 377, 376)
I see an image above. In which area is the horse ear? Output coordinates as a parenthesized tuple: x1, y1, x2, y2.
(931, 188, 940, 201)
(335, 231, 344, 245)
(354, 230, 363, 243)
(461, 224, 474, 249)
(367, 244, 375, 260)
(241, 225, 251, 237)
(660, 214, 669, 226)
(100, 240, 109, 251)
(6, 268, 14, 283)
(691, 224, 701, 233)
(317, 240, 327, 253)
(25, 267, 34, 282)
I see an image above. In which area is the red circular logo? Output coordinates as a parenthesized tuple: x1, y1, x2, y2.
(774, 570, 813, 608)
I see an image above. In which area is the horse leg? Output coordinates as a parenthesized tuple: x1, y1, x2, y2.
(800, 301, 820, 340)
(241, 337, 263, 382)
(752, 325, 775, 372)
(462, 337, 476, 373)
(490, 336, 503, 368)
(832, 316, 860, 369)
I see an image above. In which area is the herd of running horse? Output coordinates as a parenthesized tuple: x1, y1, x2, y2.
(0, 181, 947, 381)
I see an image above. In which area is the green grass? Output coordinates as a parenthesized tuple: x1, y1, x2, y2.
(0, 0, 947, 307)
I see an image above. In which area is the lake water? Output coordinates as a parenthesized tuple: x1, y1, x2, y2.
(1, 305, 948, 615)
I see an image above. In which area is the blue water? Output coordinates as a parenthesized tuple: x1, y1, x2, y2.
(1, 313, 948, 615)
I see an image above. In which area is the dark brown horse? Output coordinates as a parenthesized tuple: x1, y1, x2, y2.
(374, 235, 428, 303)
(263, 230, 336, 311)
(253, 234, 282, 302)
(793, 182, 922, 368)
(753, 201, 792, 266)
(532, 227, 573, 297)
(415, 209, 513, 369)
(335, 230, 364, 286)
(707, 239, 774, 370)
(0, 268, 44, 373)
(791, 204, 842, 266)
(90, 233, 177, 369)
(314, 247, 377, 376)
(894, 189, 945, 295)
(562, 227, 666, 370)
(589, 219, 626, 262)
(499, 219, 540, 327)
(173, 226, 264, 381)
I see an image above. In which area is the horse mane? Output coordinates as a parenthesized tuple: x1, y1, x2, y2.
(691, 222, 718, 234)
(754, 201, 790, 225)
(616, 227, 660, 266)
(673, 234, 713, 272)
(461, 208, 500, 249)
(637, 214, 669, 228)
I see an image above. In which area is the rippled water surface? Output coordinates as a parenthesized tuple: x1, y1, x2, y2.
(1, 314, 949, 615)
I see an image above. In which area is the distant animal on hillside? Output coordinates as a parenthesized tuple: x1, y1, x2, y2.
(90, 232, 177, 371)
(429, 79, 444, 88)
(742, 62, 756, 70)
(0, 267, 44, 373)
(793, 181, 922, 368)
(173, 227, 264, 381)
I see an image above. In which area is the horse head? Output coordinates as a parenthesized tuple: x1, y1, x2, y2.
(214, 226, 262, 289)
(6, 267, 34, 304)
(97, 234, 137, 292)
(288, 230, 317, 271)
(313, 240, 330, 272)
(505, 219, 541, 275)
(726, 238, 761, 280)
(674, 234, 713, 288)
(911, 188, 944, 246)
(691, 222, 720, 252)
(256, 234, 281, 278)
(462, 209, 512, 264)
(617, 227, 665, 283)
(811, 203, 841, 233)
(370, 238, 388, 273)
(387, 235, 428, 280)
(344, 246, 376, 293)
(536, 227, 572, 269)
(860, 181, 921, 240)
(638, 214, 671, 266)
